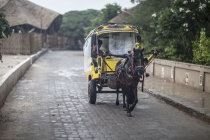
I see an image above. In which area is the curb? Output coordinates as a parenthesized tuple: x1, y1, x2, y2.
(0, 49, 47, 108)
(144, 88, 210, 124)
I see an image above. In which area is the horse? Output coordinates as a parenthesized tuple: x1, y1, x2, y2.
(115, 48, 145, 117)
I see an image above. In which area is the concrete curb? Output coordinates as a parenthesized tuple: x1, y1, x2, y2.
(144, 88, 210, 124)
(0, 49, 47, 108)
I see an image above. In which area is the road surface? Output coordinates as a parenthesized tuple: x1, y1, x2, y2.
(0, 51, 210, 140)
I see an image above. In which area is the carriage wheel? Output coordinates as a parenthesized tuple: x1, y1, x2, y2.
(88, 80, 97, 104)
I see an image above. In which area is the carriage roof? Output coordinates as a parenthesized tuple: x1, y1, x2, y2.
(85, 23, 139, 40)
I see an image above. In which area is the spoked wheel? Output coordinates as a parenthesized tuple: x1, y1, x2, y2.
(88, 80, 97, 104)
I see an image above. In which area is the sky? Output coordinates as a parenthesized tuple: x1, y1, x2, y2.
(28, 0, 137, 14)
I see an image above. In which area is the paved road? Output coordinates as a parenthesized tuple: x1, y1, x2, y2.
(0, 51, 210, 140)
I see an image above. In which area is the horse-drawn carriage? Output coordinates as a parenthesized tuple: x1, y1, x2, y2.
(83, 23, 157, 116)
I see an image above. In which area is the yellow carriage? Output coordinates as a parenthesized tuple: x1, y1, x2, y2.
(83, 23, 157, 106)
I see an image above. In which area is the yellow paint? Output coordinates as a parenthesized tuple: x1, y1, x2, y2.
(135, 42, 144, 50)
(84, 23, 157, 81)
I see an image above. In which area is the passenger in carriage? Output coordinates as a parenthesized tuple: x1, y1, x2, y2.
(91, 39, 103, 69)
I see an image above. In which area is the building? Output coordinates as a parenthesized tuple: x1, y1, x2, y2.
(0, 0, 62, 35)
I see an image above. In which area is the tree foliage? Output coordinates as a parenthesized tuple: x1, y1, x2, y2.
(58, 9, 100, 49)
(58, 3, 122, 49)
(192, 29, 210, 65)
(0, 12, 11, 62)
(151, 0, 210, 63)
(127, 0, 210, 65)
(84, 3, 122, 34)
(101, 3, 122, 23)
(126, 0, 171, 52)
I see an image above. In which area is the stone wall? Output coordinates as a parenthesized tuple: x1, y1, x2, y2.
(147, 59, 210, 93)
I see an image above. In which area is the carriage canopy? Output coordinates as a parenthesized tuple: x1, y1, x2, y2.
(83, 23, 139, 73)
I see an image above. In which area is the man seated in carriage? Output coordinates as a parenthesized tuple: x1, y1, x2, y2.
(91, 39, 104, 68)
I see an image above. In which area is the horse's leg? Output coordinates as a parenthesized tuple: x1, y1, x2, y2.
(129, 87, 138, 112)
(116, 88, 119, 105)
(126, 89, 132, 117)
(122, 88, 126, 108)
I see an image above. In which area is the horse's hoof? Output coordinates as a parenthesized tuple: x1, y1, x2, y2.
(127, 113, 132, 117)
(116, 101, 119, 106)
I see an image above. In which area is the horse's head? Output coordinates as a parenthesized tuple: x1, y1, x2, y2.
(132, 48, 145, 76)
(116, 48, 146, 81)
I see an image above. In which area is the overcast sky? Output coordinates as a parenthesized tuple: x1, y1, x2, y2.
(28, 0, 137, 14)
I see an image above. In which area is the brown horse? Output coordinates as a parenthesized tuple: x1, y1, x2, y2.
(115, 48, 145, 117)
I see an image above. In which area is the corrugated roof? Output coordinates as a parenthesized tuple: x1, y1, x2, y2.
(0, 0, 62, 30)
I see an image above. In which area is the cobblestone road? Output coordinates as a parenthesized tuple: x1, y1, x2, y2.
(0, 51, 210, 140)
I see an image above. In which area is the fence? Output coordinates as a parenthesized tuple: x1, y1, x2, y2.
(147, 59, 210, 93)
(47, 35, 68, 49)
(0, 33, 68, 54)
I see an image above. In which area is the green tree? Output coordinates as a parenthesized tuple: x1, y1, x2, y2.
(126, 0, 171, 53)
(0, 12, 11, 62)
(58, 9, 100, 49)
(84, 3, 122, 35)
(192, 29, 210, 66)
(101, 3, 122, 23)
(151, 0, 210, 62)
(84, 16, 103, 35)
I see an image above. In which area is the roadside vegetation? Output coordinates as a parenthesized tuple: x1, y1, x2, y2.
(58, 3, 122, 50)
(57, 9, 100, 49)
(130, 0, 210, 66)
(0, 12, 11, 62)
(58, 0, 210, 66)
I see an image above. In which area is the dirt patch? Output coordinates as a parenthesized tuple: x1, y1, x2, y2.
(0, 55, 29, 78)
